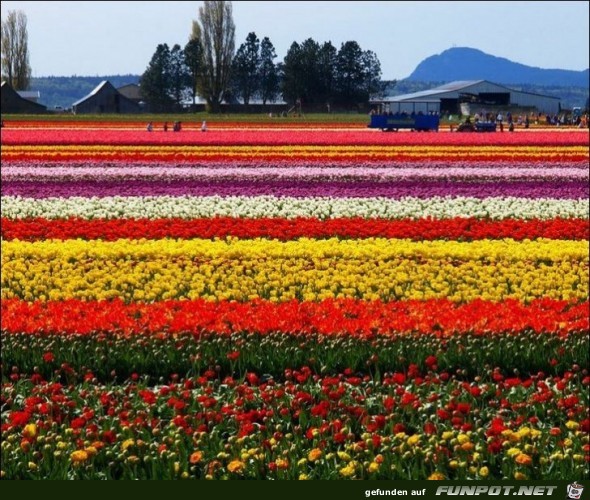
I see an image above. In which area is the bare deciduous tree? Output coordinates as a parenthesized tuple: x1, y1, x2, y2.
(194, 1, 235, 112)
(1, 10, 32, 90)
(185, 21, 204, 105)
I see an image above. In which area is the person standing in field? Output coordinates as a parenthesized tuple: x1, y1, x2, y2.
(496, 112, 504, 132)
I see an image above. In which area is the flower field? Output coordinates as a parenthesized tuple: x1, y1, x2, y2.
(1, 123, 589, 480)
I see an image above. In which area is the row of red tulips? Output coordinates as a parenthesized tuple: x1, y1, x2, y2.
(2, 298, 587, 337)
(3, 129, 588, 146)
(3, 217, 587, 242)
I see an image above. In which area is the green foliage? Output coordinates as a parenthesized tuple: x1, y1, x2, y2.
(139, 44, 175, 112)
(184, 37, 204, 105)
(2, 331, 587, 383)
(281, 41, 304, 104)
(259, 37, 279, 105)
(169, 44, 190, 107)
(231, 32, 260, 105)
(317, 42, 337, 105)
(335, 41, 366, 104)
(138, 43, 189, 113)
(2, 112, 371, 123)
(229, 33, 280, 106)
(281, 38, 382, 107)
(282, 39, 322, 105)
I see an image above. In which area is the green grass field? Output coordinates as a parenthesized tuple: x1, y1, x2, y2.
(1, 112, 374, 124)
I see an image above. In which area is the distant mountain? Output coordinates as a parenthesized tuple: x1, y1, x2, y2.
(406, 47, 589, 87)
(30, 74, 140, 109)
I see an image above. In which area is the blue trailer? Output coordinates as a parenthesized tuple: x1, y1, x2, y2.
(368, 113, 440, 132)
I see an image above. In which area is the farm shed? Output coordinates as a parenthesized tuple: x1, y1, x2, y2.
(72, 81, 141, 114)
(373, 80, 561, 115)
(1, 81, 47, 113)
(16, 90, 41, 103)
(117, 83, 142, 104)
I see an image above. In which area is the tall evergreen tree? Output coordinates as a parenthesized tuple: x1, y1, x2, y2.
(333, 41, 382, 105)
(281, 38, 381, 108)
(334, 41, 366, 104)
(169, 44, 190, 108)
(360, 49, 382, 100)
(281, 38, 322, 105)
(140, 44, 174, 112)
(317, 41, 337, 106)
(231, 32, 260, 105)
(281, 41, 303, 105)
(298, 38, 322, 104)
(259, 37, 279, 105)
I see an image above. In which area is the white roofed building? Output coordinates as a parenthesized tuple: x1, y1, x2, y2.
(373, 80, 561, 115)
(72, 81, 141, 114)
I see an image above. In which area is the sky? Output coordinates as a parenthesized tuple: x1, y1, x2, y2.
(2, 1, 589, 80)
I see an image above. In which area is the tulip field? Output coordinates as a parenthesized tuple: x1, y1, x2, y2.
(1, 121, 588, 480)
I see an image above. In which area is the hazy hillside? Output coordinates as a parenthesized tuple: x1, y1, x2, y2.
(407, 47, 589, 87)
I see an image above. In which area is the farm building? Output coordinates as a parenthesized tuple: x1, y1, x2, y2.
(117, 83, 142, 104)
(1, 81, 47, 113)
(16, 90, 41, 103)
(72, 81, 141, 114)
(373, 80, 561, 115)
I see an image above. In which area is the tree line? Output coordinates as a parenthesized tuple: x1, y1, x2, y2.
(2, 2, 383, 113)
(140, 1, 382, 112)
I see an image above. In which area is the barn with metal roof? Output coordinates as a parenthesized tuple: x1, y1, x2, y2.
(72, 81, 141, 114)
(374, 80, 560, 115)
(1, 81, 47, 114)
(117, 83, 142, 104)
